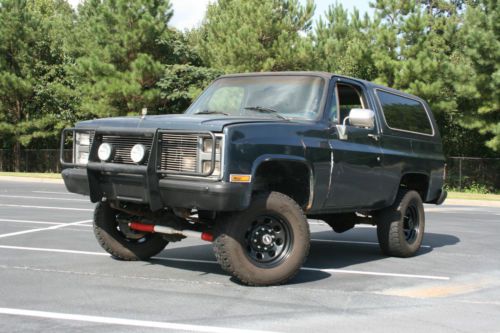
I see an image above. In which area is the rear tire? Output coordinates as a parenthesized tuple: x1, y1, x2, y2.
(93, 202, 168, 260)
(213, 192, 310, 286)
(376, 190, 425, 257)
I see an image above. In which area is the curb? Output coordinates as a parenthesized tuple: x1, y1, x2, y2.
(444, 199, 500, 208)
(0, 176, 64, 184)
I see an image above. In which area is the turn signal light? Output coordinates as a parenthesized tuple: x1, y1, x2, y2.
(230, 174, 252, 183)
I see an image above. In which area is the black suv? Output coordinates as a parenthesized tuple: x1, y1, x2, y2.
(60, 72, 447, 286)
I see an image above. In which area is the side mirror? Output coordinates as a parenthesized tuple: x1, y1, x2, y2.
(335, 108, 375, 140)
(348, 108, 375, 128)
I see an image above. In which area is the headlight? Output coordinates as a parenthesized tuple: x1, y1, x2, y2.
(201, 136, 222, 177)
(74, 131, 91, 165)
(202, 138, 221, 153)
(130, 144, 146, 163)
(76, 152, 89, 165)
(203, 161, 220, 175)
(76, 132, 90, 146)
(98, 143, 113, 161)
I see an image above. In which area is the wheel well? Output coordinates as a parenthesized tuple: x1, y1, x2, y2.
(400, 173, 429, 200)
(253, 161, 311, 209)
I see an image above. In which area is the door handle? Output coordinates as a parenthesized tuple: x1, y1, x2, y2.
(368, 133, 380, 141)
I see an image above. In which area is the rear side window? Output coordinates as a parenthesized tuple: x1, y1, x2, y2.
(377, 90, 433, 135)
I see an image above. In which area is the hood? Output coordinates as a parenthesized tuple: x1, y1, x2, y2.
(76, 114, 287, 132)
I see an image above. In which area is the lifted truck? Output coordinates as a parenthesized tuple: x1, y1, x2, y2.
(60, 72, 447, 286)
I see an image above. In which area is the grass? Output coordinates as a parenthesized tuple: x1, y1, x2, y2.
(447, 191, 500, 201)
(0, 172, 61, 179)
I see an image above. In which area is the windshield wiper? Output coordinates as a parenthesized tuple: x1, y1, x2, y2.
(194, 110, 229, 115)
(243, 106, 288, 120)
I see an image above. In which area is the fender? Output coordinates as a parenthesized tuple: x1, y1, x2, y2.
(250, 154, 315, 211)
(390, 171, 431, 205)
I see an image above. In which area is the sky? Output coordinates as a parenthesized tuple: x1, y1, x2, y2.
(68, 0, 373, 31)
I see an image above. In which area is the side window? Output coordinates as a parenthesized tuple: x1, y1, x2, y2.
(329, 95, 338, 123)
(208, 87, 244, 114)
(336, 84, 365, 124)
(377, 90, 433, 135)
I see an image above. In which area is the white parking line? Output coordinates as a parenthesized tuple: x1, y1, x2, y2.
(0, 245, 108, 256)
(0, 245, 450, 281)
(0, 195, 88, 202)
(0, 219, 91, 227)
(308, 221, 327, 225)
(301, 267, 450, 280)
(0, 220, 92, 239)
(0, 204, 92, 211)
(311, 238, 432, 249)
(32, 191, 75, 195)
(0, 308, 278, 333)
(308, 221, 375, 228)
(0, 219, 61, 226)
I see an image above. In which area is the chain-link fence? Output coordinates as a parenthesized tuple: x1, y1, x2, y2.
(1, 150, 499, 192)
(0, 149, 71, 173)
(445, 157, 500, 192)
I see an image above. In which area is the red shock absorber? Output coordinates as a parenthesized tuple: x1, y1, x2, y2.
(129, 222, 155, 233)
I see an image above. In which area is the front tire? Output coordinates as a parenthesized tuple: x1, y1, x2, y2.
(376, 190, 425, 257)
(93, 202, 169, 260)
(213, 192, 310, 286)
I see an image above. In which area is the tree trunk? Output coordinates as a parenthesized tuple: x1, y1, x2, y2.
(13, 141, 20, 172)
(14, 100, 21, 172)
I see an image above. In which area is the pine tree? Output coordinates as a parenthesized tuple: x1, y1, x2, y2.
(312, 3, 376, 79)
(460, 0, 500, 152)
(196, 0, 315, 72)
(69, 0, 187, 118)
(157, 64, 222, 114)
(0, 0, 76, 170)
(369, 0, 493, 156)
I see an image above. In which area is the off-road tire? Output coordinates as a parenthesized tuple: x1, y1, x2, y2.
(376, 189, 425, 257)
(213, 192, 310, 286)
(93, 202, 168, 260)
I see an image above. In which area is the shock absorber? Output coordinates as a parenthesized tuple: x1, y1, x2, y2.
(128, 222, 214, 242)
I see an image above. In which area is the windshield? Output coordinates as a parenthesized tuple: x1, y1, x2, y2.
(185, 75, 325, 120)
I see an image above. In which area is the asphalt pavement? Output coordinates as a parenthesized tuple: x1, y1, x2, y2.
(0, 178, 499, 332)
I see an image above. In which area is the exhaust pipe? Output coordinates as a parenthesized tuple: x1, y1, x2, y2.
(129, 222, 214, 242)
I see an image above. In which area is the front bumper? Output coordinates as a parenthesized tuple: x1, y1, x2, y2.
(62, 168, 250, 211)
(61, 127, 250, 211)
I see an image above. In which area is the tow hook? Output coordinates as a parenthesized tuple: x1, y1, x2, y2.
(128, 222, 214, 242)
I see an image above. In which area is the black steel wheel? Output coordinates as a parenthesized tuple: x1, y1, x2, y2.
(376, 189, 425, 257)
(403, 204, 420, 244)
(213, 192, 310, 286)
(93, 202, 168, 260)
(245, 215, 293, 267)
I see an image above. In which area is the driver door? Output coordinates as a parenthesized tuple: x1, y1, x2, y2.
(324, 78, 385, 210)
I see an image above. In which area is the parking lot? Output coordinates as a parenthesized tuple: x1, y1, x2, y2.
(0, 178, 499, 332)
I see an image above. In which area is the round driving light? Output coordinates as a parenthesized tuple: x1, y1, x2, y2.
(130, 144, 146, 163)
(97, 143, 113, 161)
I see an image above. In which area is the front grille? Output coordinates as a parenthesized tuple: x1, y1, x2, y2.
(101, 135, 153, 165)
(159, 133, 201, 173)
